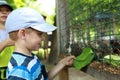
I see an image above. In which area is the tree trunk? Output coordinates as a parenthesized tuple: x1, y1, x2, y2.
(48, 30, 58, 64)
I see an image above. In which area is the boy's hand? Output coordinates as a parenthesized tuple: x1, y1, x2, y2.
(59, 55, 75, 66)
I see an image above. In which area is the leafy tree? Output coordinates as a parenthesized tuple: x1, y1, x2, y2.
(68, 0, 120, 43)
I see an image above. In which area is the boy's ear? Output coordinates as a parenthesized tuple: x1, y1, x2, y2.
(17, 28, 26, 39)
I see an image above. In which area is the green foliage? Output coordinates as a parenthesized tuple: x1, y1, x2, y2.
(6, 0, 55, 25)
(68, 0, 120, 47)
(103, 54, 120, 68)
(68, 0, 120, 27)
(73, 48, 94, 70)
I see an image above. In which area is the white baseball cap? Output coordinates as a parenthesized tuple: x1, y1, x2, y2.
(5, 7, 57, 33)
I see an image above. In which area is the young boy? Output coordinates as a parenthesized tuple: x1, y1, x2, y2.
(0, 1, 14, 80)
(5, 7, 75, 80)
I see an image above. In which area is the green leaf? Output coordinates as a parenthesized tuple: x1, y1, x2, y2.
(103, 55, 120, 67)
(73, 48, 94, 70)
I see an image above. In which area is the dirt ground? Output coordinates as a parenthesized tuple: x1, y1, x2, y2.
(90, 61, 120, 75)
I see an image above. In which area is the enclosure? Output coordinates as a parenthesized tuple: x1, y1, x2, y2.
(56, 0, 120, 80)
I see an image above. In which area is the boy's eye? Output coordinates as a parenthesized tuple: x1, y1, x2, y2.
(37, 32, 43, 35)
(36, 32, 43, 36)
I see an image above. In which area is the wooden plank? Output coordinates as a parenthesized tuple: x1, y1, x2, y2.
(58, 67, 69, 80)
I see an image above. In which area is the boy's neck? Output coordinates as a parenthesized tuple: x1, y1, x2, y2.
(14, 49, 32, 56)
(0, 22, 5, 30)
(14, 43, 32, 56)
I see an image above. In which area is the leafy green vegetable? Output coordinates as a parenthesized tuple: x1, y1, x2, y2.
(73, 48, 94, 70)
(103, 55, 120, 67)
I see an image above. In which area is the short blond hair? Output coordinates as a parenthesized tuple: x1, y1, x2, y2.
(9, 31, 18, 41)
(9, 28, 32, 41)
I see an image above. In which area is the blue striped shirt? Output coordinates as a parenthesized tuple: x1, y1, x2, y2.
(6, 52, 48, 80)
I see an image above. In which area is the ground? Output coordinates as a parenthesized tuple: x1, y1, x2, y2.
(90, 61, 120, 75)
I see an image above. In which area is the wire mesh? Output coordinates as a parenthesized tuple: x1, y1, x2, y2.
(57, 0, 120, 67)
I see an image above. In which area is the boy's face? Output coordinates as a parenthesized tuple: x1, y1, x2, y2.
(25, 28, 44, 51)
(0, 6, 11, 23)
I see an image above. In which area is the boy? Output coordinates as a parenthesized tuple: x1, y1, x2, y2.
(5, 7, 75, 80)
(0, 1, 14, 80)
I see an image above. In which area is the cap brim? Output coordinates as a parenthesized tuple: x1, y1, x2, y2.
(0, 4, 13, 11)
(31, 23, 57, 32)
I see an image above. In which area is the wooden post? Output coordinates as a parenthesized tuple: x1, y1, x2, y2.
(58, 67, 69, 80)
